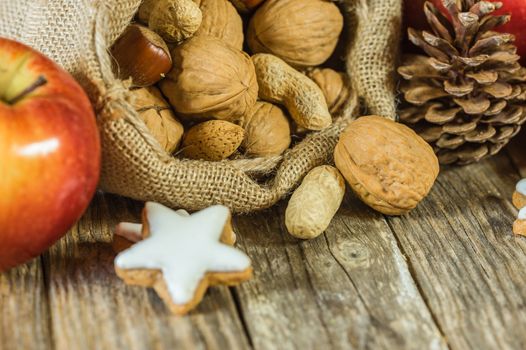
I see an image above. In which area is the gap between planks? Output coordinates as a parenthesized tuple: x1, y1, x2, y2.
(385, 152, 526, 350)
(1, 147, 524, 350)
(233, 199, 447, 350)
(384, 219, 451, 349)
(41, 194, 252, 350)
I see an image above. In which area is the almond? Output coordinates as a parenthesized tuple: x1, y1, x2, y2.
(181, 120, 245, 161)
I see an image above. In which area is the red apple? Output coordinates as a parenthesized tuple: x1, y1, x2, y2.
(404, 0, 526, 65)
(404, 0, 438, 33)
(494, 0, 526, 65)
(0, 38, 101, 271)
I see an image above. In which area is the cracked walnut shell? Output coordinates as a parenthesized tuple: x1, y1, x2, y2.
(130, 86, 184, 154)
(334, 116, 439, 215)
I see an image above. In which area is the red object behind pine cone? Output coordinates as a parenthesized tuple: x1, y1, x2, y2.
(404, 0, 526, 65)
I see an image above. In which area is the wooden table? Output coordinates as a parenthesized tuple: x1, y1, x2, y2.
(2, 133, 526, 350)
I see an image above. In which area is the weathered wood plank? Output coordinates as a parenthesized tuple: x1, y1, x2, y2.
(5, 150, 525, 350)
(507, 129, 526, 177)
(0, 259, 51, 350)
(43, 193, 250, 350)
(233, 196, 446, 350)
(387, 153, 526, 350)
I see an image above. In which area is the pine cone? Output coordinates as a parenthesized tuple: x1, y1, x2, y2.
(398, 0, 526, 165)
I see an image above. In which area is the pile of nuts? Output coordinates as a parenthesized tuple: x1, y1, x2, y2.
(112, 0, 441, 240)
(286, 116, 439, 240)
(111, 0, 349, 161)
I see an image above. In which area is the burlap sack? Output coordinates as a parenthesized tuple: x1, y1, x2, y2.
(0, 0, 401, 213)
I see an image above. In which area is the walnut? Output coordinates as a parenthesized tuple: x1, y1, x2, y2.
(111, 24, 172, 87)
(138, 0, 202, 43)
(159, 36, 258, 122)
(307, 68, 351, 115)
(194, 0, 244, 50)
(247, 0, 344, 67)
(334, 116, 439, 215)
(130, 86, 184, 154)
(149, 0, 202, 43)
(137, 0, 157, 23)
(240, 101, 291, 157)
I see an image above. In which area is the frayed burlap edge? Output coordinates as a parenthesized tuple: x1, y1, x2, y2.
(94, 0, 401, 213)
(0, 0, 401, 214)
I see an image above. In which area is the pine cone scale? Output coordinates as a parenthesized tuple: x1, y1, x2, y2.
(398, 0, 526, 165)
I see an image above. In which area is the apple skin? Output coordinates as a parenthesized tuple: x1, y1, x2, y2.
(494, 0, 526, 65)
(403, 0, 439, 33)
(403, 0, 526, 65)
(0, 38, 101, 271)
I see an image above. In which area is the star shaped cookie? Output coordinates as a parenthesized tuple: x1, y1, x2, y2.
(513, 179, 526, 209)
(513, 179, 526, 236)
(514, 208, 526, 236)
(113, 202, 252, 315)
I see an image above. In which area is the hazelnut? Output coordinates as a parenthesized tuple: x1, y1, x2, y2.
(334, 116, 439, 215)
(159, 36, 258, 122)
(248, 0, 344, 67)
(111, 24, 172, 87)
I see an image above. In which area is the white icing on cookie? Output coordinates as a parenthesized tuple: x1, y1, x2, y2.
(114, 202, 251, 305)
(517, 179, 526, 196)
(519, 207, 526, 220)
(115, 223, 143, 242)
(115, 210, 190, 242)
(175, 209, 190, 217)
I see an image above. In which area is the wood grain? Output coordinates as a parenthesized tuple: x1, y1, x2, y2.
(3, 150, 526, 349)
(387, 154, 526, 350)
(0, 259, 51, 350)
(42, 193, 250, 350)
(233, 197, 446, 350)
